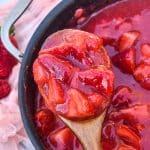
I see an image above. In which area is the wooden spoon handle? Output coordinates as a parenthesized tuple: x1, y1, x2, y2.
(60, 111, 106, 150)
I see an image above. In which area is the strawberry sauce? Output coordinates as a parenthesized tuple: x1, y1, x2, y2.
(81, 0, 150, 149)
(34, 0, 150, 149)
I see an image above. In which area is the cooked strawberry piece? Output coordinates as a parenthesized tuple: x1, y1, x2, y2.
(101, 122, 116, 148)
(64, 88, 95, 119)
(112, 86, 134, 109)
(116, 125, 140, 149)
(134, 64, 150, 90)
(88, 93, 108, 112)
(38, 54, 74, 84)
(141, 44, 150, 57)
(102, 104, 150, 150)
(35, 109, 55, 137)
(71, 65, 114, 97)
(41, 29, 111, 69)
(40, 45, 93, 69)
(0, 79, 11, 99)
(49, 127, 82, 150)
(140, 44, 150, 65)
(33, 60, 64, 108)
(112, 48, 136, 74)
(117, 30, 140, 52)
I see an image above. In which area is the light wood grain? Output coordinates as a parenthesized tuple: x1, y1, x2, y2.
(60, 111, 106, 150)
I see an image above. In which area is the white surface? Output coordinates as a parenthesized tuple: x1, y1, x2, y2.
(0, 0, 13, 4)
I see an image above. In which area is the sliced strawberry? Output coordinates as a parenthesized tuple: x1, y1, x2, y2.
(49, 127, 82, 150)
(134, 64, 150, 90)
(35, 109, 55, 137)
(40, 45, 94, 69)
(112, 48, 136, 74)
(88, 93, 108, 112)
(117, 31, 140, 52)
(116, 125, 140, 149)
(38, 54, 74, 84)
(0, 79, 11, 99)
(112, 86, 134, 109)
(33, 60, 64, 109)
(41, 29, 111, 69)
(65, 88, 95, 119)
(71, 65, 114, 97)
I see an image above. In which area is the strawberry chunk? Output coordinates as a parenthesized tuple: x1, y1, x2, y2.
(116, 125, 140, 149)
(141, 44, 150, 57)
(112, 48, 136, 74)
(134, 64, 150, 90)
(71, 65, 114, 97)
(49, 127, 82, 150)
(117, 31, 140, 52)
(140, 44, 150, 65)
(33, 60, 64, 110)
(64, 88, 95, 119)
(40, 45, 94, 69)
(0, 79, 11, 99)
(38, 54, 74, 84)
(35, 109, 55, 137)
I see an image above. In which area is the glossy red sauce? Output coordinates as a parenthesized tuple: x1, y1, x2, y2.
(34, 0, 150, 149)
(81, 0, 150, 149)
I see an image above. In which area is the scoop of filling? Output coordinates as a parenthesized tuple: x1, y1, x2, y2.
(33, 29, 114, 120)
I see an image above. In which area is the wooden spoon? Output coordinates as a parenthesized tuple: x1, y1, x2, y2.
(41, 29, 111, 150)
(60, 111, 106, 150)
(37, 29, 112, 150)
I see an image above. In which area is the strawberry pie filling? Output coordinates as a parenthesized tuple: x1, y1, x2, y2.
(33, 0, 150, 149)
(33, 29, 114, 120)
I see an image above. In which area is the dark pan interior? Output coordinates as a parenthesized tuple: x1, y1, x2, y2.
(18, 0, 120, 149)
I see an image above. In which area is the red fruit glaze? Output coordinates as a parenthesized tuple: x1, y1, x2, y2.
(48, 127, 82, 150)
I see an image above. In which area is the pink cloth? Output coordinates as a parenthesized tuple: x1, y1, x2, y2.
(0, 0, 61, 149)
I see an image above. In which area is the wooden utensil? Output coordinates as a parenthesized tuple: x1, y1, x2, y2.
(60, 111, 106, 150)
